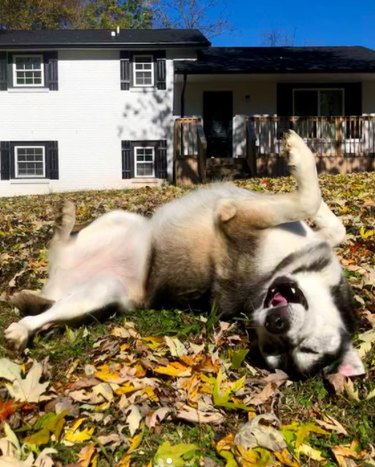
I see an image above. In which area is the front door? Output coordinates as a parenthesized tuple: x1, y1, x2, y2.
(203, 91, 233, 157)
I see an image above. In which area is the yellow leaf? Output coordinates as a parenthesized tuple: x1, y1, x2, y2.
(274, 449, 300, 467)
(127, 431, 143, 454)
(142, 386, 159, 402)
(64, 418, 95, 444)
(154, 440, 198, 467)
(142, 336, 164, 349)
(154, 361, 192, 377)
(297, 443, 325, 461)
(116, 454, 131, 467)
(216, 433, 235, 453)
(115, 382, 136, 395)
(359, 226, 374, 239)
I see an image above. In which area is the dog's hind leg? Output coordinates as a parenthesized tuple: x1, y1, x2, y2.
(52, 200, 76, 243)
(313, 201, 346, 246)
(216, 130, 322, 232)
(5, 275, 135, 350)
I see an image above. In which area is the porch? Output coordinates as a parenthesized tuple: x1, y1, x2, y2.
(173, 115, 375, 184)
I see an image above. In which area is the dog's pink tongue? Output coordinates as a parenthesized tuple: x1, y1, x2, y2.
(271, 292, 288, 307)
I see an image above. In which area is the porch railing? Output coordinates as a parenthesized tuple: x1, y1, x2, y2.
(247, 115, 375, 176)
(247, 115, 375, 156)
(174, 118, 207, 184)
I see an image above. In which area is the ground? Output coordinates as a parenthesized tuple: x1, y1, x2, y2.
(0, 172, 374, 467)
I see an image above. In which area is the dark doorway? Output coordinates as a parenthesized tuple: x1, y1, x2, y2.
(203, 91, 233, 157)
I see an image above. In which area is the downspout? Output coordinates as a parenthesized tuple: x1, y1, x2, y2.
(180, 72, 187, 117)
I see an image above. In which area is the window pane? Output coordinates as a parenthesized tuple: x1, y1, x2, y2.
(16, 147, 44, 177)
(14, 56, 43, 86)
(320, 90, 343, 116)
(294, 90, 318, 116)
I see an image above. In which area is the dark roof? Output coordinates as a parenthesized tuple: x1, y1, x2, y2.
(175, 46, 375, 74)
(0, 29, 210, 49)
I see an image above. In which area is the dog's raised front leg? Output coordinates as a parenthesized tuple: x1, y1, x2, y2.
(5, 275, 135, 350)
(216, 130, 322, 231)
(313, 201, 346, 246)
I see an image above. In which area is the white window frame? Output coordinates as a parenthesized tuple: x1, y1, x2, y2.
(292, 88, 345, 116)
(15, 145, 46, 178)
(133, 55, 154, 87)
(13, 54, 44, 87)
(134, 146, 155, 177)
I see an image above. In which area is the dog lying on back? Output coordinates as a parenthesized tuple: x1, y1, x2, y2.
(5, 131, 364, 378)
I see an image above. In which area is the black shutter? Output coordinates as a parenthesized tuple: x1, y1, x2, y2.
(45, 52, 58, 91)
(0, 141, 11, 180)
(155, 140, 167, 178)
(46, 141, 59, 179)
(0, 52, 7, 91)
(120, 51, 131, 90)
(122, 140, 133, 178)
(154, 51, 166, 90)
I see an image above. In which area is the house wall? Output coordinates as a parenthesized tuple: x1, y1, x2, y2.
(182, 80, 277, 116)
(0, 48, 181, 197)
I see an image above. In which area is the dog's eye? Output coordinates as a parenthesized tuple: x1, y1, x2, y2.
(299, 347, 319, 354)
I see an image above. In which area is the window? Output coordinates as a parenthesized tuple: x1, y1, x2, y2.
(135, 146, 155, 177)
(120, 51, 166, 90)
(15, 146, 45, 177)
(13, 55, 44, 87)
(133, 55, 154, 87)
(0, 141, 59, 180)
(293, 89, 344, 116)
(121, 140, 167, 179)
(0, 52, 58, 91)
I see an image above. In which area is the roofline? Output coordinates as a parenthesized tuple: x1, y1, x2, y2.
(0, 42, 209, 50)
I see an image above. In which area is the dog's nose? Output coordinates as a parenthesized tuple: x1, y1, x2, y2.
(265, 307, 290, 334)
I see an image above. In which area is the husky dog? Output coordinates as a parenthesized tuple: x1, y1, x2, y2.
(5, 131, 364, 378)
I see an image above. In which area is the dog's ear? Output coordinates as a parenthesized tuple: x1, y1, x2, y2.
(337, 344, 365, 377)
(216, 199, 237, 223)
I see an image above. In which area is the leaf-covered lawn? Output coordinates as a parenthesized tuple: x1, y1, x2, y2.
(0, 173, 374, 466)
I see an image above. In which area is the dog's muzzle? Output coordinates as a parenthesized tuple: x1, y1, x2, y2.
(263, 277, 307, 335)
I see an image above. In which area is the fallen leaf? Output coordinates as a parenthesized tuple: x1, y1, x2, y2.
(153, 440, 198, 467)
(125, 405, 143, 436)
(77, 442, 96, 467)
(0, 401, 16, 421)
(154, 361, 191, 377)
(234, 413, 287, 451)
(4, 360, 49, 403)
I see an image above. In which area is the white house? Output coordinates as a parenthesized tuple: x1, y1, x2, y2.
(0, 29, 375, 196)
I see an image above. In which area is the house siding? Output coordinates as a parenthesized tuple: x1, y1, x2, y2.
(0, 49, 178, 196)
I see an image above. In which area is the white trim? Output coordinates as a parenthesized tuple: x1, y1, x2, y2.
(134, 146, 155, 177)
(15, 145, 46, 178)
(292, 88, 345, 116)
(8, 88, 49, 93)
(12, 54, 44, 87)
(133, 55, 154, 87)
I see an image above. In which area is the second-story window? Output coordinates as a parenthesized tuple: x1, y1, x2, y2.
(13, 55, 44, 87)
(133, 55, 154, 87)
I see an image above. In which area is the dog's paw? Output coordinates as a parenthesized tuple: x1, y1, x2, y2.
(283, 130, 315, 173)
(4, 322, 30, 350)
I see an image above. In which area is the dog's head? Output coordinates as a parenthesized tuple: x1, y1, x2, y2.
(252, 262, 364, 379)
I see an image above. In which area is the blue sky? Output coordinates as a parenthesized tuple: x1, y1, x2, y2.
(211, 0, 375, 48)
